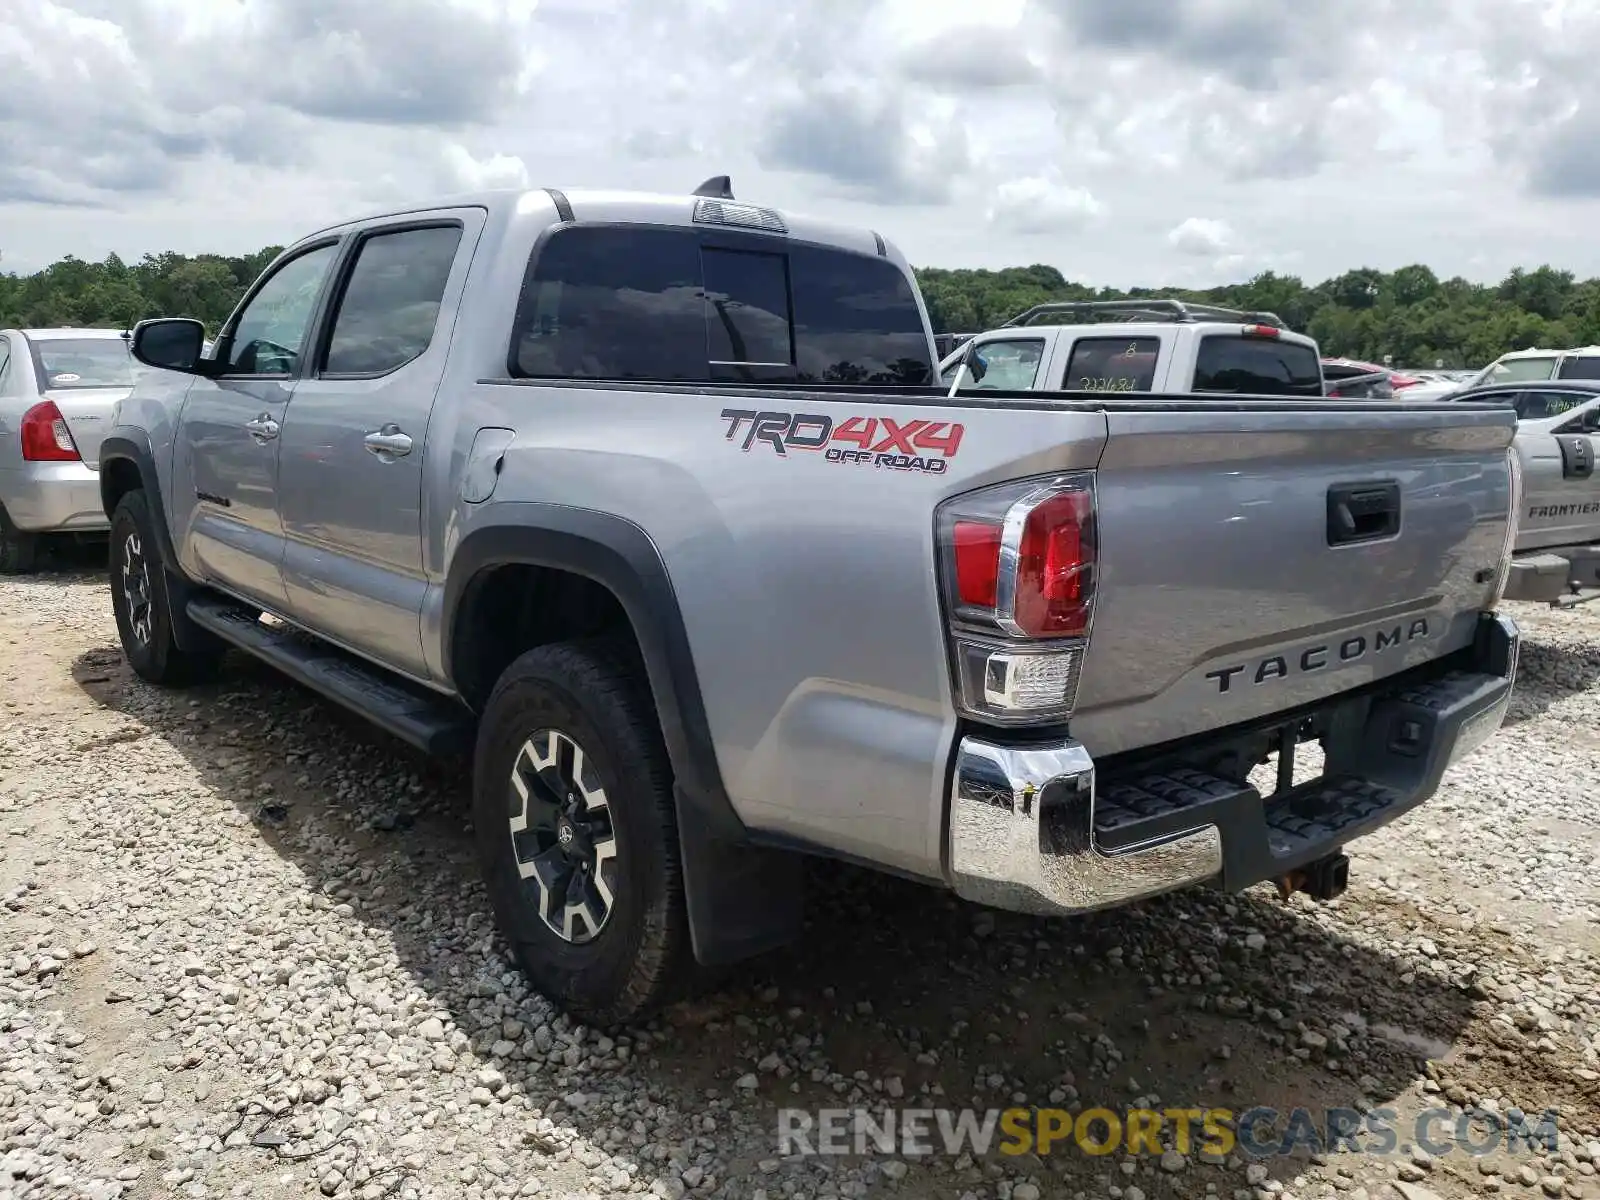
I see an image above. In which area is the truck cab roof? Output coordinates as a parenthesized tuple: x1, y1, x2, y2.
(308, 184, 903, 272)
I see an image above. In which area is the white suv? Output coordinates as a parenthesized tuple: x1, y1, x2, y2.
(1466, 346, 1600, 389)
(939, 300, 1325, 398)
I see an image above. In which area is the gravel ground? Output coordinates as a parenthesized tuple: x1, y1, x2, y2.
(2, 548, 1597, 1200)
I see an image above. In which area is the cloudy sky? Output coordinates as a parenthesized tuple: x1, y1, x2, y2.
(3, 0, 1599, 286)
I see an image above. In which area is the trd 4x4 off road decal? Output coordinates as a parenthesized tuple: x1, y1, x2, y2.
(720, 409, 964, 475)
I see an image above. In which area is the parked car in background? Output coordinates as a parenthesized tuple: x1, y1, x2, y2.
(102, 182, 1519, 1023)
(1317, 358, 1457, 401)
(1321, 358, 1395, 399)
(1411, 369, 1476, 387)
(1443, 379, 1600, 605)
(0, 327, 140, 572)
(1465, 346, 1600, 390)
(939, 299, 1326, 397)
(1391, 371, 1462, 402)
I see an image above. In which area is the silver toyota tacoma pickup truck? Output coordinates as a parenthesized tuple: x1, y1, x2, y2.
(100, 180, 1523, 1024)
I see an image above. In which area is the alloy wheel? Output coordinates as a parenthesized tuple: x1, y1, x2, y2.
(507, 728, 618, 943)
(121, 530, 153, 647)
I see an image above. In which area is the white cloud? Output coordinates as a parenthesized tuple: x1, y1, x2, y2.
(900, 24, 1042, 91)
(2, 0, 1600, 288)
(987, 177, 1102, 235)
(756, 80, 972, 205)
(1167, 217, 1233, 257)
(439, 144, 530, 192)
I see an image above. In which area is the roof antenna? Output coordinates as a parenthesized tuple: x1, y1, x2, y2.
(693, 175, 734, 200)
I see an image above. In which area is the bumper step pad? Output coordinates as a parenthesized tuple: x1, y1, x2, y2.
(1095, 762, 1406, 889)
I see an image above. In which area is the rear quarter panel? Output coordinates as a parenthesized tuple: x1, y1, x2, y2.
(435, 382, 1108, 880)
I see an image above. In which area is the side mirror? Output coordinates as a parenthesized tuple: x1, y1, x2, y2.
(130, 318, 211, 374)
(962, 343, 988, 383)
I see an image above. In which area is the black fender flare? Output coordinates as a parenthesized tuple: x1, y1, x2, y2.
(98, 431, 180, 569)
(441, 507, 805, 966)
(442, 507, 739, 839)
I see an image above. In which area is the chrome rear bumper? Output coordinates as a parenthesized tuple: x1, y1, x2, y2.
(947, 739, 1222, 915)
(947, 613, 1520, 917)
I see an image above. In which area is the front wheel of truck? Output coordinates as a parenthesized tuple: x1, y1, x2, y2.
(473, 637, 689, 1026)
(109, 490, 223, 687)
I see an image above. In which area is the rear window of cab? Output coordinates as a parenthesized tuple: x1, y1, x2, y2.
(508, 225, 933, 385)
(1193, 334, 1323, 396)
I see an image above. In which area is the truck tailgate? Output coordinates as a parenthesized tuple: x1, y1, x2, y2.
(1070, 402, 1516, 756)
(1512, 417, 1600, 554)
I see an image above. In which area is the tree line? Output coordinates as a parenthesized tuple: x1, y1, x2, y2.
(4, 248, 1597, 368)
(917, 263, 1600, 368)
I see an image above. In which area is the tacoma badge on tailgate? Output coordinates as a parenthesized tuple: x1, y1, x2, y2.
(1206, 618, 1432, 693)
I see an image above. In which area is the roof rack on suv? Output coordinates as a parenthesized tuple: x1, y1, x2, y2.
(999, 299, 1288, 330)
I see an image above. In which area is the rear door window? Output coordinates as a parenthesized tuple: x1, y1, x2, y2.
(1063, 336, 1159, 392)
(1193, 335, 1323, 396)
(321, 224, 463, 376)
(1515, 391, 1592, 421)
(1556, 356, 1600, 381)
(508, 226, 933, 384)
(510, 226, 706, 381)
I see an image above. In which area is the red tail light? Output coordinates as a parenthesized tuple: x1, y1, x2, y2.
(20, 401, 80, 462)
(938, 474, 1097, 725)
(1243, 324, 1281, 338)
(952, 521, 1002, 608)
(1014, 490, 1093, 636)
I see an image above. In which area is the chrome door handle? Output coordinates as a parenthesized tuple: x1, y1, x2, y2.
(244, 414, 280, 442)
(363, 424, 413, 459)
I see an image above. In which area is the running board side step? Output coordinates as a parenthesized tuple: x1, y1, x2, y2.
(186, 595, 474, 755)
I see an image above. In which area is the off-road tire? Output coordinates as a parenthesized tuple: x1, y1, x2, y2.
(0, 503, 38, 575)
(473, 637, 689, 1026)
(109, 490, 223, 686)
